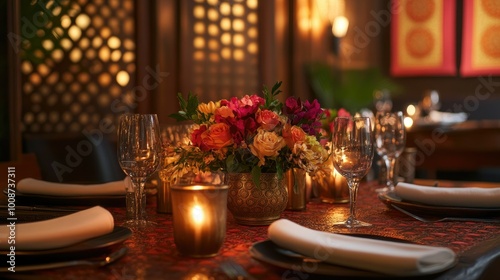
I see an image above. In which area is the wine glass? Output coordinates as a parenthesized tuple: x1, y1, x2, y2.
(374, 111, 406, 193)
(117, 114, 162, 228)
(332, 117, 374, 228)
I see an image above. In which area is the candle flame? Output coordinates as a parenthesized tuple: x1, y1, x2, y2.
(191, 205, 204, 224)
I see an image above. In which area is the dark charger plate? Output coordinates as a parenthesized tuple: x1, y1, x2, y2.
(3, 188, 125, 207)
(378, 191, 500, 218)
(0, 226, 132, 268)
(250, 234, 456, 278)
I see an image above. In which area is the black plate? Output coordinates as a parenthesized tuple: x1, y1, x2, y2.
(0, 226, 132, 266)
(378, 191, 500, 217)
(250, 235, 458, 278)
(3, 188, 125, 206)
(250, 235, 419, 278)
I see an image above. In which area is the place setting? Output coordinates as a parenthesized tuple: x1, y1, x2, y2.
(3, 177, 127, 207)
(378, 181, 500, 219)
(249, 219, 458, 278)
(0, 206, 131, 272)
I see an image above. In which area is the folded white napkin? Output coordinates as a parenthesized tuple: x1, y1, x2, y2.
(17, 178, 126, 196)
(428, 111, 467, 124)
(396, 182, 500, 208)
(0, 206, 114, 250)
(268, 219, 456, 276)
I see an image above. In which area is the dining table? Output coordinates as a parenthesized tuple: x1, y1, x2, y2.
(1, 179, 499, 280)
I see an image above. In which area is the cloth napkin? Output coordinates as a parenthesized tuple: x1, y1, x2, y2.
(428, 111, 467, 124)
(395, 182, 500, 208)
(268, 219, 456, 276)
(17, 178, 126, 196)
(0, 206, 114, 250)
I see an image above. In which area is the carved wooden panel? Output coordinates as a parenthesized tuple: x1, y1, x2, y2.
(19, 0, 136, 133)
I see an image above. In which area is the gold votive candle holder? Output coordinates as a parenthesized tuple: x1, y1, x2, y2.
(170, 184, 228, 257)
(318, 168, 349, 203)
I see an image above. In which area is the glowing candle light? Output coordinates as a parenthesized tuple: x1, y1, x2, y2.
(171, 185, 228, 257)
(191, 205, 204, 225)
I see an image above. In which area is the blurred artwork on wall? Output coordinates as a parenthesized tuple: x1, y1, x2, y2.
(390, 0, 456, 76)
(460, 0, 500, 76)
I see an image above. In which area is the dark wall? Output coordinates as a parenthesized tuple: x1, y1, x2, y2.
(0, 1, 9, 161)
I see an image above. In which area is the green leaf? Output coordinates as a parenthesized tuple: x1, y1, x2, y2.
(226, 154, 237, 173)
(251, 166, 261, 187)
(262, 81, 283, 112)
(271, 81, 282, 96)
(169, 92, 200, 122)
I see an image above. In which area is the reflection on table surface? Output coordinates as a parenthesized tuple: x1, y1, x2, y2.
(1, 181, 499, 279)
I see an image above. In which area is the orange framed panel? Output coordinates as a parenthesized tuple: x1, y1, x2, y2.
(391, 0, 456, 76)
(461, 0, 500, 76)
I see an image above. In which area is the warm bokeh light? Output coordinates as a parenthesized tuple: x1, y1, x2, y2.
(60, 38, 72, 50)
(233, 34, 245, 46)
(221, 33, 231, 45)
(233, 4, 245, 16)
(61, 15, 71, 28)
(219, 2, 231, 15)
(248, 42, 258, 54)
(193, 6, 205, 18)
(208, 24, 218, 36)
(99, 46, 111, 61)
(111, 50, 122, 61)
(116, 71, 130, 87)
(316, 0, 345, 24)
(194, 22, 205, 34)
(194, 37, 205, 48)
(233, 19, 245, 31)
(406, 104, 416, 116)
(42, 39, 54, 50)
(75, 14, 91, 29)
(332, 16, 349, 37)
(68, 26, 82, 41)
(404, 116, 414, 128)
(107, 36, 121, 49)
(220, 18, 231, 30)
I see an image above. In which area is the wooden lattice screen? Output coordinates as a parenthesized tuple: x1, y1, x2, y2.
(19, 0, 136, 133)
(183, 0, 260, 101)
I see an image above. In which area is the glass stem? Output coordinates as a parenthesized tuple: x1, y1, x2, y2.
(347, 177, 360, 223)
(132, 177, 146, 221)
(384, 156, 396, 190)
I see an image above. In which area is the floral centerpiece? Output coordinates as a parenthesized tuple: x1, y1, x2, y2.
(167, 82, 329, 186)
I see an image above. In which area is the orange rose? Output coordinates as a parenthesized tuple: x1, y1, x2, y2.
(282, 124, 306, 149)
(249, 129, 286, 166)
(256, 110, 281, 131)
(215, 105, 234, 119)
(200, 123, 234, 150)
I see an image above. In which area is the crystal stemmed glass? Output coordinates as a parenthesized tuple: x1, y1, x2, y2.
(117, 114, 162, 228)
(374, 111, 406, 193)
(332, 117, 374, 228)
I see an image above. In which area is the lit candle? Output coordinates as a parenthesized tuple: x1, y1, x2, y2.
(191, 205, 204, 224)
(170, 184, 228, 257)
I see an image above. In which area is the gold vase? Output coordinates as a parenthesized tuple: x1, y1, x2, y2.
(226, 173, 288, 226)
(285, 168, 307, 211)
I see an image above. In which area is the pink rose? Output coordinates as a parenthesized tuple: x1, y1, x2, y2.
(256, 110, 280, 131)
(337, 108, 351, 118)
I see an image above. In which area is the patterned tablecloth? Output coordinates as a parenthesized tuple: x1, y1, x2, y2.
(6, 181, 500, 279)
